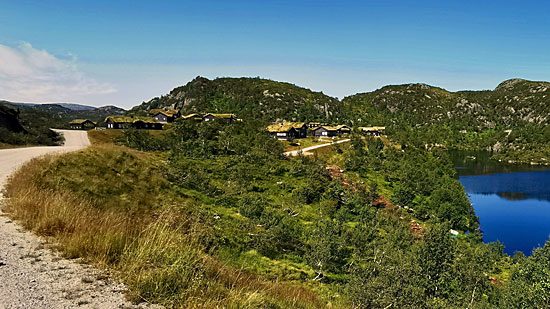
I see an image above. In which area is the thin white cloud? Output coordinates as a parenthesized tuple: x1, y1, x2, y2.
(0, 42, 115, 103)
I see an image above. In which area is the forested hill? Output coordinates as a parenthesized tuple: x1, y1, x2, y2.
(342, 78, 550, 162)
(131, 76, 341, 122)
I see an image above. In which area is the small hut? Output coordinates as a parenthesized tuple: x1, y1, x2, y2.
(150, 109, 180, 123)
(182, 113, 202, 121)
(267, 122, 308, 139)
(311, 125, 351, 137)
(202, 113, 238, 124)
(359, 126, 385, 136)
(69, 119, 96, 130)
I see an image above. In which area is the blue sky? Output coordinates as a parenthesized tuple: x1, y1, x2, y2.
(1, 0, 549, 107)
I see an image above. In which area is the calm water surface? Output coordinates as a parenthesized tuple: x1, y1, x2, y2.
(450, 151, 550, 255)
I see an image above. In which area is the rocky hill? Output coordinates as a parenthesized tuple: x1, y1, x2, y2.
(343, 78, 550, 129)
(342, 78, 550, 161)
(129, 76, 550, 162)
(131, 76, 341, 122)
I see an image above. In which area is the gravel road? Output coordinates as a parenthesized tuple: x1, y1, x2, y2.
(0, 130, 158, 309)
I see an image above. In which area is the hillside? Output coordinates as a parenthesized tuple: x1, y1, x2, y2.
(342, 78, 550, 163)
(0, 102, 125, 147)
(3, 101, 97, 111)
(8, 118, 550, 307)
(344, 78, 550, 128)
(129, 76, 550, 163)
(131, 76, 341, 122)
(1, 101, 126, 129)
(0, 103, 62, 147)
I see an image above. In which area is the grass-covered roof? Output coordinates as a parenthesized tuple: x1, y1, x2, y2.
(105, 116, 159, 124)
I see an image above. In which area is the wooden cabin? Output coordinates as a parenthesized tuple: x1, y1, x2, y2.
(202, 113, 238, 124)
(311, 125, 351, 137)
(150, 109, 180, 123)
(267, 122, 308, 140)
(69, 119, 96, 130)
(359, 126, 385, 136)
(105, 116, 163, 130)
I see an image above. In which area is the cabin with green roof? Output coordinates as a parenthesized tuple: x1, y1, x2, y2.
(266, 122, 308, 139)
(69, 119, 96, 130)
(202, 113, 238, 124)
(105, 116, 163, 130)
(359, 126, 385, 136)
(150, 109, 180, 123)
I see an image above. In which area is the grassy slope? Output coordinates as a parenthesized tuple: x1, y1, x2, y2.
(4, 128, 522, 307)
(3, 144, 330, 308)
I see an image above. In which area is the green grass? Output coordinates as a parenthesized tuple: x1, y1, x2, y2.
(282, 137, 344, 152)
(87, 129, 167, 146)
(3, 145, 329, 308)
(0, 142, 20, 149)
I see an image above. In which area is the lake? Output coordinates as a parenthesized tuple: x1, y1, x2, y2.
(450, 151, 550, 255)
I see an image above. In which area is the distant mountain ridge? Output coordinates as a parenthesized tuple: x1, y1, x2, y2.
(0, 101, 126, 130)
(0, 100, 124, 112)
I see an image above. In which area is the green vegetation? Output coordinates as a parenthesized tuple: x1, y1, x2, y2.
(2, 101, 125, 130)
(8, 117, 550, 307)
(6, 76, 550, 307)
(132, 76, 550, 164)
(342, 79, 550, 164)
(131, 76, 341, 122)
(4, 146, 322, 308)
(0, 103, 63, 146)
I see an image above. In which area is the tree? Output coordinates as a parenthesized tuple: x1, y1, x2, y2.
(306, 219, 347, 279)
(419, 222, 455, 299)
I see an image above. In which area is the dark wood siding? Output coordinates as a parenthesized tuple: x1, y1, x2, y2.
(313, 127, 336, 137)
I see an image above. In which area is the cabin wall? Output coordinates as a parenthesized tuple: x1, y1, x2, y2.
(154, 114, 168, 123)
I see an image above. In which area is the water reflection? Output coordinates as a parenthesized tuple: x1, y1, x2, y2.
(496, 192, 529, 201)
(450, 150, 550, 255)
(459, 171, 550, 202)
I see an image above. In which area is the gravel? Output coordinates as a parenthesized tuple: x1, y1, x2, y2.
(0, 130, 161, 309)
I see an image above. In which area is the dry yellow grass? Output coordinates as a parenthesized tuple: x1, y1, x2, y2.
(3, 146, 324, 308)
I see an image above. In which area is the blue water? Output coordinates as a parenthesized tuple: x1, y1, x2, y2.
(453, 152, 550, 255)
